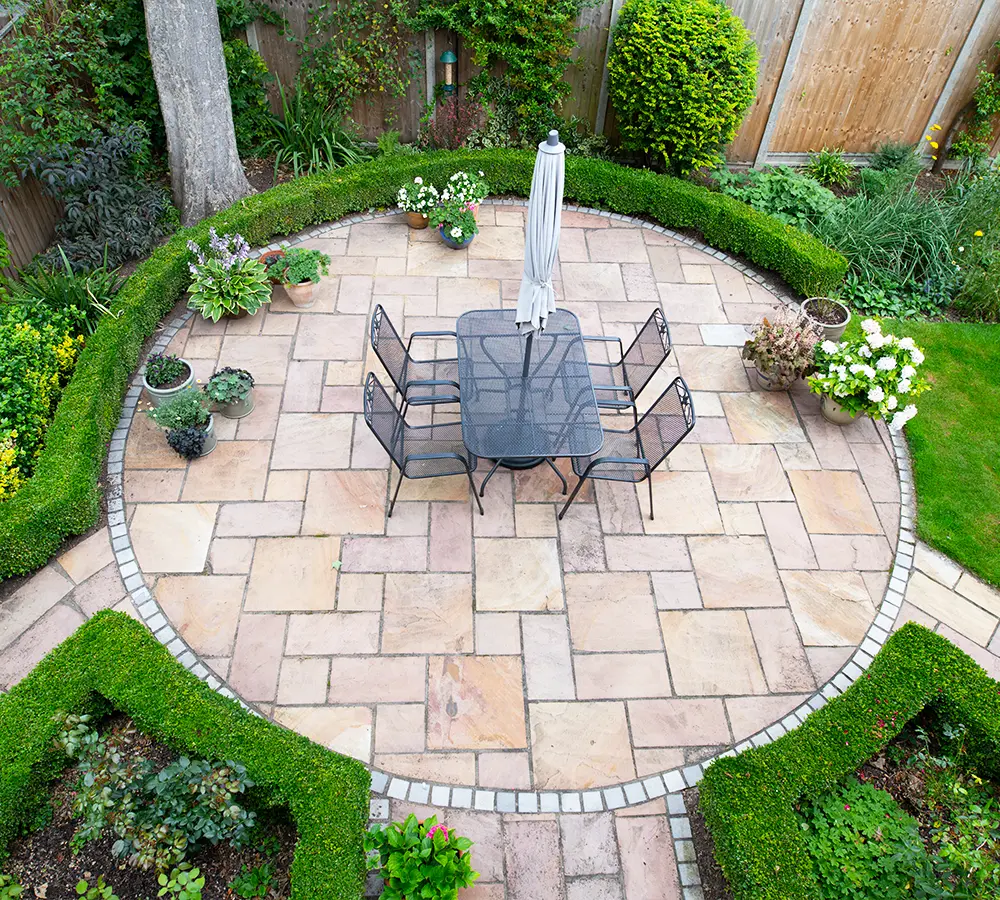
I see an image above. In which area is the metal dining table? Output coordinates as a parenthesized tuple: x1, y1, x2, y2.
(455, 308, 605, 496)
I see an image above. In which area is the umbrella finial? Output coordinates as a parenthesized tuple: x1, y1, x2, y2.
(547, 130, 560, 146)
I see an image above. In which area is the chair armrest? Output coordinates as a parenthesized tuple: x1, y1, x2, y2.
(403, 450, 471, 474)
(591, 383, 634, 396)
(406, 330, 458, 353)
(404, 378, 461, 391)
(580, 455, 649, 479)
(582, 335, 623, 344)
(582, 334, 624, 365)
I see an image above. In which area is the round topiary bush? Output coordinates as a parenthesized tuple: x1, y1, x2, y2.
(608, 0, 757, 175)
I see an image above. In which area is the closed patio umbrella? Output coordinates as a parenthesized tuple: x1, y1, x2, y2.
(515, 130, 565, 377)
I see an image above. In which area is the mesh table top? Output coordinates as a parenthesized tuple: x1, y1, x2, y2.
(456, 309, 604, 460)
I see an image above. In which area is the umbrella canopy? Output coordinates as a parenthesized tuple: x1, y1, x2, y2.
(515, 130, 565, 337)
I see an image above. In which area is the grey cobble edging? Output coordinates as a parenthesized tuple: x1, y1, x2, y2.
(110, 202, 911, 890)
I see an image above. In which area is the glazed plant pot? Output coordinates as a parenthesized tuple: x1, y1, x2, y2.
(801, 297, 851, 342)
(259, 249, 286, 283)
(820, 395, 857, 425)
(200, 415, 218, 456)
(284, 280, 315, 309)
(755, 367, 794, 392)
(143, 359, 194, 408)
(216, 389, 255, 419)
(406, 211, 429, 229)
(438, 226, 474, 250)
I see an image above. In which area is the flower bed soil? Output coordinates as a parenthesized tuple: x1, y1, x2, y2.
(2, 716, 296, 900)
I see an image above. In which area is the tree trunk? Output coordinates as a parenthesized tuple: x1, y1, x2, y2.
(143, 0, 252, 225)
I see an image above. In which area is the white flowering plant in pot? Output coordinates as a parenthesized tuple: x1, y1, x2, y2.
(441, 170, 489, 206)
(807, 319, 930, 430)
(396, 177, 439, 214)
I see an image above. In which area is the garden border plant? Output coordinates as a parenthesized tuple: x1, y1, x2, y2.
(0, 149, 846, 577)
(698, 622, 1000, 900)
(0, 611, 370, 900)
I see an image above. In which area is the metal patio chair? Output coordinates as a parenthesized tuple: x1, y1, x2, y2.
(584, 307, 672, 413)
(558, 375, 695, 521)
(363, 372, 484, 516)
(370, 303, 461, 415)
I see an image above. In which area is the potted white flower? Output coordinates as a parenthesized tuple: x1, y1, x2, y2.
(397, 177, 440, 229)
(440, 170, 489, 220)
(430, 199, 479, 250)
(807, 319, 929, 428)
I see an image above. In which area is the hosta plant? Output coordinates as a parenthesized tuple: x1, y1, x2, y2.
(741, 308, 820, 381)
(186, 230, 271, 322)
(440, 170, 489, 206)
(365, 814, 478, 900)
(808, 319, 930, 428)
(397, 176, 440, 214)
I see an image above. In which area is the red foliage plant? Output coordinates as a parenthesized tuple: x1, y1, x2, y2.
(426, 96, 485, 150)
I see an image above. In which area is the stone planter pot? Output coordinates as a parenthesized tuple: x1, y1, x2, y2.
(406, 211, 429, 229)
(199, 415, 218, 456)
(755, 366, 795, 392)
(438, 226, 474, 250)
(801, 297, 851, 342)
(143, 358, 194, 408)
(216, 389, 255, 419)
(820, 395, 858, 425)
(284, 280, 315, 309)
(259, 249, 286, 283)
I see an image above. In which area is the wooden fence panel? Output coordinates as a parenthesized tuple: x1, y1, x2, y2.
(562, 0, 613, 128)
(770, 0, 984, 152)
(0, 178, 61, 275)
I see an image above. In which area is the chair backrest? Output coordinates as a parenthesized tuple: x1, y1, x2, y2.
(370, 304, 408, 394)
(363, 372, 406, 469)
(622, 308, 672, 398)
(635, 375, 696, 471)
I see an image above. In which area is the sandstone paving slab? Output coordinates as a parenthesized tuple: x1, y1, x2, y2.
(216, 500, 303, 537)
(336, 572, 383, 610)
(504, 820, 565, 900)
(810, 534, 893, 571)
(561, 263, 627, 303)
(561, 813, 620, 876)
(0, 604, 86, 690)
(427, 656, 528, 750)
(522, 614, 575, 700)
(616, 816, 681, 900)
(758, 502, 817, 569)
(689, 536, 785, 608)
(955, 572, 1000, 618)
(341, 535, 428, 572)
(721, 392, 806, 444)
(475, 538, 563, 610)
(180, 440, 271, 502)
(725, 693, 812, 742)
(124, 469, 186, 503)
(673, 345, 750, 391)
(781, 570, 877, 645)
(529, 701, 636, 789)
(293, 314, 366, 360)
(218, 334, 292, 383)
(558, 504, 607, 571)
(125, 413, 189, 469)
(271, 413, 353, 469)
(478, 751, 532, 789)
(746, 608, 815, 691)
(374, 704, 427, 753)
(328, 656, 426, 703)
(155, 575, 245, 657)
(719, 502, 765, 536)
(71, 563, 127, 617)
(265, 470, 309, 503)
(235, 385, 282, 441)
(285, 611, 380, 654)
(228, 613, 286, 702)
(382, 573, 474, 653)
(130, 503, 217, 573)
(574, 653, 672, 700)
(276, 657, 330, 705)
(57, 530, 114, 584)
(302, 469, 387, 535)
(565, 573, 662, 651)
(790, 470, 883, 534)
(627, 698, 729, 747)
(644, 472, 723, 535)
(273, 705, 372, 762)
(650, 571, 702, 610)
(0, 566, 74, 653)
(660, 610, 768, 695)
(244, 536, 340, 611)
(594, 480, 644, 535)
(703, 444, 792, 501)
(475, 613, 522, 655)
(603, 536, 690, 571)
(905, 571, 997, 644)
(375, 753, 477, 784)
(805, 646, 854, 683)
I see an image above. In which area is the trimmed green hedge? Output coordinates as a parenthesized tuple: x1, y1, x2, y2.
(699, 623, 1000, 900)
(0, 611, 370, 899)
(0, 150, 847, 577)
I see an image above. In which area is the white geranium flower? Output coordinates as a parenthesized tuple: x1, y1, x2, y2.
(868, 386, 885, 403)
(414, 176, 423, 185)
(862, 366, 876, 380)
(861, 319, 880, 334)
(897, 379, 911, 394)
(897, 337, 915, 351)
(859, 346, 872, 358)
(450, 227, 462, 239)
(821, 340, 839, 354)
(849, 364, 865, 375)
(911, 348, 924, 365)
(901, 364, 916, 379)
(876, 356, 897, 371)
(887, 395, 898, 410)
(866, 332, 885, 349)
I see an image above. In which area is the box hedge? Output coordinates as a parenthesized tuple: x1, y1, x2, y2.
(0, 611, 371, 899)
(0, 150, 847, 577)
(698, 622, 1000, 900)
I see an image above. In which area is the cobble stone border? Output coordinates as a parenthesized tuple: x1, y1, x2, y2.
(109, 200, 915, 900)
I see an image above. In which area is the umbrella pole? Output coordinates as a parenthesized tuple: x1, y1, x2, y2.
(522, 331, 533, 379)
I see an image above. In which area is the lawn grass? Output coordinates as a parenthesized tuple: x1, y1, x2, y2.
(884, 320, 1000, 586)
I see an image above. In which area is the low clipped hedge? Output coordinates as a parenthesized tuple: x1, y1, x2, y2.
(0, 611, 370, 899)
(0, 150, 847, 577)
(699, 623, 1000, 900)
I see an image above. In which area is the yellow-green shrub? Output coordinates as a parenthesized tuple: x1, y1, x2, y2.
(608, 0, 757, 175)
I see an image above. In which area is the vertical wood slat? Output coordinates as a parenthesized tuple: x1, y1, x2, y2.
(0, 178, 62, 276)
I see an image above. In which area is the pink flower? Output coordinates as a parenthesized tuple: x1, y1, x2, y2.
(844, 804, 851, 811)
(428, 824, 449, 841)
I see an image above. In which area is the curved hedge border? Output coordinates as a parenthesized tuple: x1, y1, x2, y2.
(698, 622, 1000, 900)
(0, 611, 370, 899)
(0, 149, 847, 577)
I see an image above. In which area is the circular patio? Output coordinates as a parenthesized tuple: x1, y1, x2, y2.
(120, 204, 901, 797)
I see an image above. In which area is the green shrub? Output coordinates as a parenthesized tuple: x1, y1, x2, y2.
(834, 271, 948, 320)
(0, 149, 846, 577)
(0, 874, 23, 900)
(0, 612, 370, 899)
(229, 863, 275, 898)
(698, 623, 1000, 900)
(157, 865, 205, 900)
(805, 148, 855, 189)
(870, 140, 922, 177)
(608, 0, 757, 175)
(74, 876, 119, 900)
(714, 166, 838, 230)
(224, 40, 273, 157)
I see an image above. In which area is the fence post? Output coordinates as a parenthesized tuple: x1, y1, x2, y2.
(245, 21, 260, 53)
(425, 31, 436, 110)
(594, 0, 625, 136)
(918, 0, 996, 159)
(753, 0, 817, 169)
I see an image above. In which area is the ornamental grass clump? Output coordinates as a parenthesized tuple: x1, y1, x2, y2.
(186, 230, 271, 322)
(364, 814, 478, 900)
(741, 308, 820, 383)
(808, 318, 930, 429)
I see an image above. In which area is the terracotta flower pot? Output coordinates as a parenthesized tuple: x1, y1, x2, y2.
(143, 358, 194, 408)
(406, 211, 429, 229)
(284, 280, 315, 309)
(259, 249, 286, 283)
(820, 395, 857, 425)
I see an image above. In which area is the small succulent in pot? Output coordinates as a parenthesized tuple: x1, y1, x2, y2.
(205, 367, 255, 418)
(187, 229, 271, 322)
(142, 353, 193, 407)
(741, 308, 821, 391)
(430, 199, 479, 249)
(270, 248, 331, 309)
(146, 387, 216, 458)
